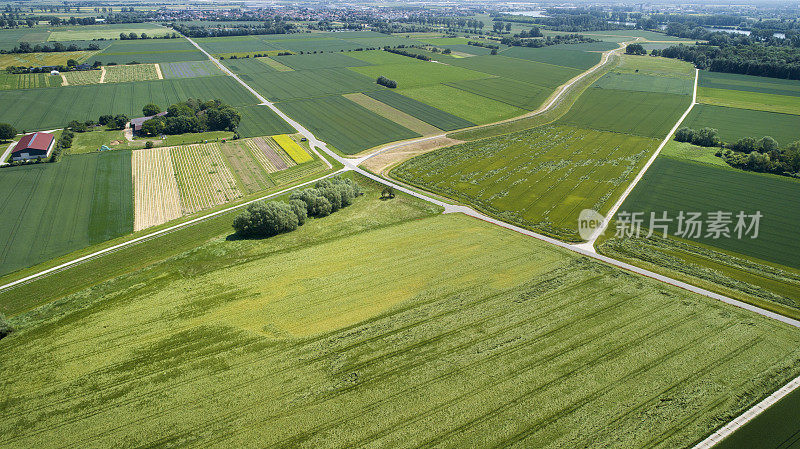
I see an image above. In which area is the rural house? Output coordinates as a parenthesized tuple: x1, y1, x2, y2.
(130, 111, 168, 136)
(10, 132, 55, 161)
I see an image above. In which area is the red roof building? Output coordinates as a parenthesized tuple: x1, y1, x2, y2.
(11, 132, 55, 161)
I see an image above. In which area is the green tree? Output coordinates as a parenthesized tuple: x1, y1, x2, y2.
(0, 313, 12, 340)
(142, 103, 161, 117)
(232, 201, 299, 238)
(0, 122, 16, 141)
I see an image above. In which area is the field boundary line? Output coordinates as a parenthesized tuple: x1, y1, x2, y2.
(692, 374, 800, 448)
(60, 73, 69, 86)
(154, 63, 164, 80)
(99, 66, 106, 83)
(577, 67, 699, 249)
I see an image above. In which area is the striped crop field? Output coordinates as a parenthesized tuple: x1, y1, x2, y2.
(1, 206, 799, 448)
(170, 143, 242, 214)
(0, 73, 61, 90)
(219, 140, 275, 194)
(273, 134, 313, 164)
(132, 147, 182, 231)
(102, 64, 161, 83)
(246, 137, 290, 172)
(393, 125, 658, 241)
(159, 60, 222, 79)
(62, 69, 102, 85)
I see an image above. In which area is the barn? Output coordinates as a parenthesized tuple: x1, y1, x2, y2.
(11, 132, 55, 161)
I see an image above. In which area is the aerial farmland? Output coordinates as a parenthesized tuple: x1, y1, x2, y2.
(2, 3, 800, 448)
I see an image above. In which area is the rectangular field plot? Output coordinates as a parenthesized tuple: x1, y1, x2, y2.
(349, 62, 490, 89)
(393, 126, 658, 241)
(221, 57, 278, 75)
(364, 89, 474, 131)
(0, 76, 258, 131)
(273, 134, 313, 164)
(617, 54, 696, 78)
(132, 147, 182, 231)
(272, 52, 371, 70)
(0, 73, 61, 90)
(233, 67, 378, 102)
(235, 105, 296, 139)
(48, 24, 172, 41)
(269, 38, 361, 54)
(219, 140, 275, 193)
(446, 77, 551, 110)
(195, 36, 282, 54)
(448, 55, 582, 88)
(398, 84, 525, 125)
(170, 143, 242, 214)
(62, 70, 102, 85)
(700, 70, 800, 98)
(160, 61, 222, 79)
(345, 93, 442, 135)
(682, 104, 800, 145)
(556, 88, 691, 139)
(89, 40, 206, 65)
(0, 50, 97, 70)
(347, 49, 428, 65)
(698, 86, 800, 116)
(500, 46, 602, 70)
(0, 152, 133, 276)
(276, 95, 420, 154)
(102, 64, 160, 83)
(247, 137, 294, 172)
(593, 72, 693, 95)
(4, 211, 800, 448)
(620, 157, 800, 269)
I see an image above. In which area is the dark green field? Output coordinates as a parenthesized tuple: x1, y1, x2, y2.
(0, 76, 258, 131)
(620, 157, 800, 269)
(0, 152, 133, 277)
(364, 89, 474, 131)
(717, 388, 800, 449)
(234, 67, 378, 101)
(235, 105, 296, 138)
(682, 104, 800, 145)
(273, 52, 371, 70)
(594, 72, 693, 95)
(500, 46, 603, 70)
(446, 77, 551, 110)
(449, 55, 581, 88)
(556, 88, 691, 139)
(88, 39, 206, 64)
(699, 70, 800, 98)
(277, 95, 420, 154)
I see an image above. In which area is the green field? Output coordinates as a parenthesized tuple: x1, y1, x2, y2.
(89, 39, 206, 64)
(699, 70, 800, 98)
(364, 89, 474, 131)
(594, 72, 693, 95)
(556, 88, 691, 139)
(617, 54, 696, 78)
(221, 57, 278, 75)
(446, 77, 551, 111)
(277, 95, 420, 154)
(393, 125, 658, 240)
(102, 63, 160, 83)
(347, 49, 428, 65)
(349, 62, 490, 89)
(159, 60, 223, 79)
(716, 388, 800, 449)
(273, 52, 371, 70)
(47, 24, 172, 41)
(0, 76, 258, 131)
(0, 72, 61, 90)
(232, 67, 378, 101)
(235, 105, 296, 138)
(1, 185, 799, 447)
(698, 86, 800, 115)
(620, 157, 800, 269)
(0, 152, 133, 276)
(659, 140, 729, 167)
(398, 84, 525, 125)
(448, 55, 581, 88)
(682, 104, 800, 145)
(500, 46, 602, 70)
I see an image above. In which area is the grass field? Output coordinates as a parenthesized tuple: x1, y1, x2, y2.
(0, 50, 97, 69)
(0, 76, 258, 131)
(0, 152, 133, 276)
(697, 87, 800, 115)
(398, 84, 525, 125)
(62, 69, 102, 85)
(1, 193, 799, 447)
(277, 95, 420, 154)
(159, 61, 223, 79)
(171, 143, 242, 214)
(89, 39, 206, 65)
(446, 77, 551, 110)
(620, 157, 800, 269)
(556, 88, 691, 139)
(660, 140, 728, 167)
(500, 46, 602, 70)
(617, 54, 696, 78)
(0, 72, 61, 90)
(235, 105, 296, 138)
(682, 104, 800, 145)
(448, 55, 582, 89)
(393, 125, 658, 240)
(363, 89, 473, 131)
(349, 62, 490, 89)
(69, 128, 140, 154)
(102, 63, 160, 83)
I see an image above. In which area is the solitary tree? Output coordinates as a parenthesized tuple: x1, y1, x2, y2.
(0, 122, 16, 141)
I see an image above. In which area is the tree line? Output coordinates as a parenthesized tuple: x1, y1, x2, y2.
(655, 42, 800, 80)
(500, 33, 598, 49)
(232, 177, 362, 238)
(171, 20, 295, 38)
(139, 99, 241, 137)
(675, 127, 800, 176)
(384, 46, 431, 61)
(376, 75, 397, 88)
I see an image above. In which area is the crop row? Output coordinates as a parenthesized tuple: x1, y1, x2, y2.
(132, 147, 182, 231)
(273, 134, 313, 164)
(170, 143, 241, 214)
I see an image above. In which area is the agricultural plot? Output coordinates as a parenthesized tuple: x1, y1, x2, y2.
(347, 49, 428, 65)
(448, 55, 582, 88)
(398, 84, 525, 125)
(260, 57, 293, 71)
(682, 104, 800, 145)
(89, 39, 206, 65)
(277, 95, 420, 154)
(47, 24, 172, 41)
(170, 143, 242, 214)
(593, 72, 693, 95)
(0, 28, 50, 51)
(556, 88, 691, 139)
(349, 62, 490, 89)
(699, 70, 800, 98)
(0, 76, 258, 131)
(446, 77, 551, 110)
(247, 136, 294, 172)
(500, 46, 603, 70)
(196, 36, 283, 54)
(2, 208, 800, 448)
(0, 151, 133, 276)
(620, 156, 800, 269)
(364, 89, 474, 131)
(0, 50, 96, 69)
(269, 38, 361, 54)
(221, 57, 278, 75)
(232, 67, 378, 102)
(235, 105, 296, 139)
(218, 140, 274, 193)
(344, 93, 442, 135)
(698, 86, 800, 116)
(132, 148, 182, 231)
(616, 54, 696, 78)
(62, 69, 102, 85)
(101, 64, 160, 83)
(273, 134, 313, 164)
(393, 125, 658, 241)
(272, 52, 371, 70)
(0, 73, 61, 90)
(159, 61, 222, 79)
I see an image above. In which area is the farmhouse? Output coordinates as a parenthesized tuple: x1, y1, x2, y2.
(130, 111, 167, 136)
(10, 132, 55, 161)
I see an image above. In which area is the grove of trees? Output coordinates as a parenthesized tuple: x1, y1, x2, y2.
(0, 122, 16, 141)
(140, 99, 241, 136)
(376, 75, 397, 88)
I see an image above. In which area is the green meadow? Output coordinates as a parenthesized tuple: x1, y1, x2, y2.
(682, 104, 800, 145)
